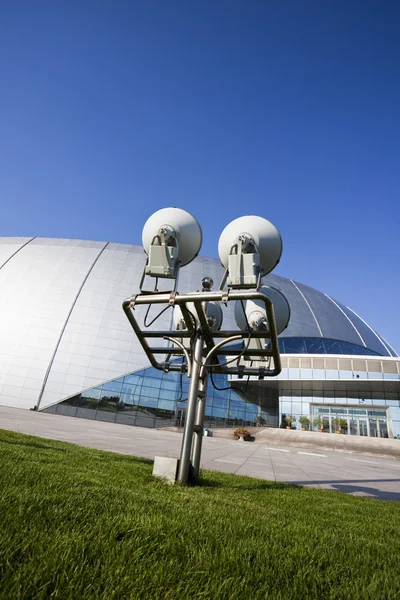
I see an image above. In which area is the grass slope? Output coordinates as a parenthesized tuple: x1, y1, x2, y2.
(0, 429, 400, 600)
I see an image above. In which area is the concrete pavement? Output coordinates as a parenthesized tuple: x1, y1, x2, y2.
(1, 406, 399, 501)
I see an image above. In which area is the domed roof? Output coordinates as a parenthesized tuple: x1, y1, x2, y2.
(0, 237, 395, 362)
(265, 273, 396, 357)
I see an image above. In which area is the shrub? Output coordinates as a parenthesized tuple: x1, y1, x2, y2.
(299, 416, 310, 429)
(284, 415, 296, 428)
(234, 428, 251, 440)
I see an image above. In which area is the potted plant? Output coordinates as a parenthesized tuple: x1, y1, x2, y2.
(284, 415, 296, 430)
(299, 416, 310, 431)
(234, 427, 251, 441)
(313, 416, 324, 432)
(332, 417, 343, 434)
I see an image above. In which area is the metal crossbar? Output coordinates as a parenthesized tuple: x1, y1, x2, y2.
(122, 289, 282, 378)
(122, 288, 282, 485)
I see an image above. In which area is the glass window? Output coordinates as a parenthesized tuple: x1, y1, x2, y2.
(98, 390, 119, 412)
(212, 405, 227, 418)
(158, 399, 176, 411)
(123, 374, 143, 385)
(212, 396, 230, 410)
(119, 392, 134, 406)
(159, 388, 181, 401)
(368, 409, 387, 417)
(245, 406, 258, 420)
(339, 341, 353, 355)
(161, 380, 180, 391)
(122, 382, 139, 395)
(62, 394, 79, 407)
(348, 408, 367, 415)
(76, 388, 101, 409)
(141, 377, 162, 389)
(137, 395, 158, 408)
(305, 339, 325, 354)
(323, 340, 342, 354)
(284, 339, 306, 353)
(278, 337, 381, 357)
(144, 367, 163, 379)
(371, 398, 386, 406)
(141, 384, 161, 398)
(102, 379, 123, 393)
(291, 402, 302, 415)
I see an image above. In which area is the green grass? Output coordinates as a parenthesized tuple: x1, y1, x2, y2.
(1, 430, 400, 600)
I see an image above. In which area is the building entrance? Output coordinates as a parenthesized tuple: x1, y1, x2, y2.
(175, 408, 186, 428)
(312, 405, 389, 438)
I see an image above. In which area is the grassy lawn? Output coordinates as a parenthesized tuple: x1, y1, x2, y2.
(0, 429, 400, 599)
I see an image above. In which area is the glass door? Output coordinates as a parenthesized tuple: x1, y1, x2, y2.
(322, 416, 330, 433)
(369, 417, 378, 438)
(175, 408, 186, 428)
(349, 418, 358, 436)
(311, 405, 390, 438)
(358, 418, 368, 436)
(377, 418, 388, 438)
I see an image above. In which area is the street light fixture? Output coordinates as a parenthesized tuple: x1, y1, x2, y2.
(140, 207, 202, 289)
(218, 215, 282, 289)
(123, 208, 289, 485)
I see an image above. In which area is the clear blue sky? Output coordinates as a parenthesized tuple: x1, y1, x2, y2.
(1, 1, 399, 351)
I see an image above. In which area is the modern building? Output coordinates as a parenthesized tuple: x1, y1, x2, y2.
(0, 236, 399, 438)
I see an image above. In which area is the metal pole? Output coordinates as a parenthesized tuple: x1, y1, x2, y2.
(177, 333, 204, 484)
(191, 375, 209, 483)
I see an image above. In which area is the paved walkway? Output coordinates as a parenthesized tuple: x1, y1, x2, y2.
(1, 406, 400, 501)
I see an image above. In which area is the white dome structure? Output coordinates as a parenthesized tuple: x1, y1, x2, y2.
(0, 237, 398, 440)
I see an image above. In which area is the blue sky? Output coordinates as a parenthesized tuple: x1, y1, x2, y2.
(1, 1, 399, 351)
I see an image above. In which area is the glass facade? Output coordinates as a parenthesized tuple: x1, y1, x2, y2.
(311, 405, 389, 437)
(44, 359, 400, 439)
(279, 388, 400, 439)
(44, 365, 279, 429)
(278, 337, 381, 356)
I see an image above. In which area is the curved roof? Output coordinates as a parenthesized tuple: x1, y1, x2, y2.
(265, 273, 397, 357)
(0, 237, 396, 412)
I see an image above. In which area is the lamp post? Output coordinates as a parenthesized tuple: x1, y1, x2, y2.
(123, 209, 289, 485)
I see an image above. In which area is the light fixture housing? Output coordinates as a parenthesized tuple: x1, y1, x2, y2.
(234, 284, 290, 360)
(218, 215, 282, 288)
(142, 207, 202, 279)
(173, 300, 223, 332)
(234, 285, 290, 335)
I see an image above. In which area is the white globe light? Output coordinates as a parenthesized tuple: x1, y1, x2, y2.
(234, 285, 290, 335)
(142, 207, 202, 267)
(218, 215, 282, 276)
